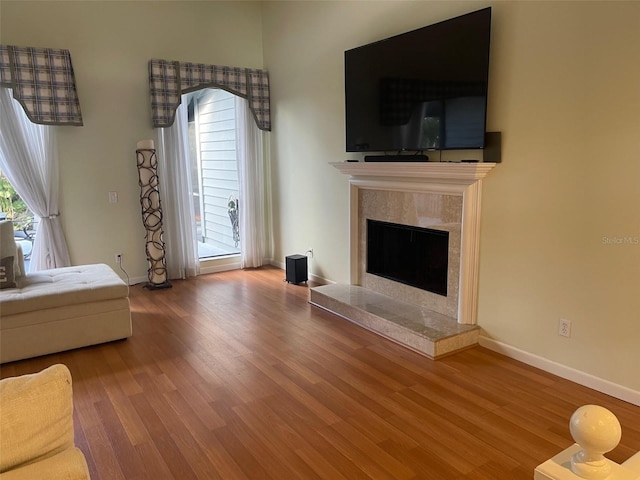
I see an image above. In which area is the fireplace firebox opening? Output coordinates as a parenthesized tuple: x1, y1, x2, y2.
(366, 219, 449, 296)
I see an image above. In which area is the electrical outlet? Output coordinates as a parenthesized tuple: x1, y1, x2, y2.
(115, 254, 122, 265)
(559, 318, 571, 338)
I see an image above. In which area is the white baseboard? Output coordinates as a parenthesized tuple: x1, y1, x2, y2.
(268, 259, 334, 285)
(479, 336, 640, 407)
(200, 261, 241, 275)
(197, 254, 242, 275)
(270, 258, 284, 270)
(128, 259, 241, 285)
(128, 275, 148, 286)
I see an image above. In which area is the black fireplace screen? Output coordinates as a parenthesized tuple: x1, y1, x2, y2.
(366, 219, 448, 296)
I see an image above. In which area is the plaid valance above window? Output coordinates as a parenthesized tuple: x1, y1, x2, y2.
(0, 45, 83, 126)
(149, 59, 271, 131)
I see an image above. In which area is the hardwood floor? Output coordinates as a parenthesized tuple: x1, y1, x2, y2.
(2, 266, 639, 479)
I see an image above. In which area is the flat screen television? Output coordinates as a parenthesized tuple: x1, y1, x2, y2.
(345, 7, 492, 153)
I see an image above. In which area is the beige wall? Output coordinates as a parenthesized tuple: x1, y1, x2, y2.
(0, 0, 264, 278)
(2, 1, 639, 394)
(262, 1, 640, 393)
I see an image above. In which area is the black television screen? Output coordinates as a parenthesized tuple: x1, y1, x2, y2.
(345, 7, 492, 153)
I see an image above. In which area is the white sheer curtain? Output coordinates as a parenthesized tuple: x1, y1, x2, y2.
(156, 100, 200, 280)
(0, 88, 71, 271)
(235, 96, 266, 268)
(155, 92, 266, 277)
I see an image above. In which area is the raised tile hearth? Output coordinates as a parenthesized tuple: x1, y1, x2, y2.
(311, 161, 496, 358)
(310, 284, 479, 359)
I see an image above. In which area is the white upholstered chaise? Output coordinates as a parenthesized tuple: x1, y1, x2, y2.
(0, 221, 132, 363)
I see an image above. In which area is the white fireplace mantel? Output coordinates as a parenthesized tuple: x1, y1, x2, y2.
(332, 161, 497, 325)
(331, 161, 496, 183)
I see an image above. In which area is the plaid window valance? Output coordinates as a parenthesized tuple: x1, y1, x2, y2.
(149, 59, 271, 131)
(0, 45, 83, 126)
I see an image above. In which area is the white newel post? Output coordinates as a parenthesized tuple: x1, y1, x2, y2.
(570, 405, 621, 479)
(534, 405, 640, 480)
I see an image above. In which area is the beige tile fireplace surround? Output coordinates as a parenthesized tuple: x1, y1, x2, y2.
(310, 161, 496, 358)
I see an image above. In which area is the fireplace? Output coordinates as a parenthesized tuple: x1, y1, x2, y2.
(367, 219, 449, 297)
(358, 188, 461, 319)
(310, 161, 496, 358)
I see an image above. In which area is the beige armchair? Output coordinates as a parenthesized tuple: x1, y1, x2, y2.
(0, 364, 91, 479)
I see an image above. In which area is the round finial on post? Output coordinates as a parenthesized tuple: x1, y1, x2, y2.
(569, 404, 622, 479)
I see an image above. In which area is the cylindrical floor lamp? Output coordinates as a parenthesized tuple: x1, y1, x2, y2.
(136, 139, 171, 289)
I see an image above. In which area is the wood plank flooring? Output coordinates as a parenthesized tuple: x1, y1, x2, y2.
(2, 266, 639, 479)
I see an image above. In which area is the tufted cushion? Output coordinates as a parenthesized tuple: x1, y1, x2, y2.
(0, 263, 128, 316)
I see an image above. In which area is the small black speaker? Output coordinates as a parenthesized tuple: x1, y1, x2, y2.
(484, 131, 502, 163)
(285, 254, 308, 284)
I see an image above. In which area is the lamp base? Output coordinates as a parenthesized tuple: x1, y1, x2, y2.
(144, 281, 172, 290)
